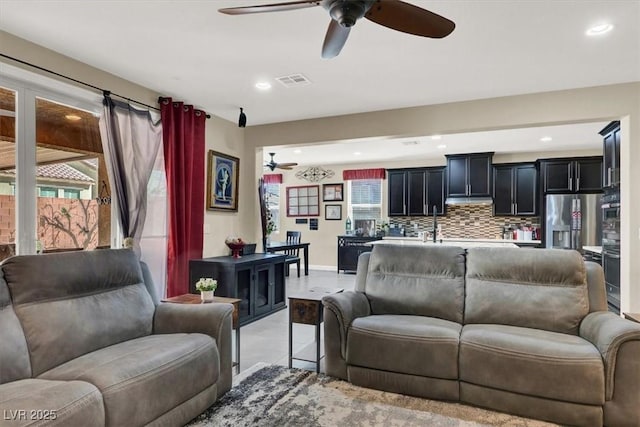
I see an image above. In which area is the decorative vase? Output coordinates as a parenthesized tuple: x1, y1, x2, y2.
(201, 290, 214, 303)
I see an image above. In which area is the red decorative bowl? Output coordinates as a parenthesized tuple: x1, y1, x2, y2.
(226, 242, 246, 258)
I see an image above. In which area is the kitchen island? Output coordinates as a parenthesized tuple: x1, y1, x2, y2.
(370, 237, 520, 248)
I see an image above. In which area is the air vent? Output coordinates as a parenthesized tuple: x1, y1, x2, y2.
(400, 141, 420, 146)
(275, 74, 311, 88)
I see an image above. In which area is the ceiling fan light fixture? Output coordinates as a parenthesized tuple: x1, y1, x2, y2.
(328, 0, 370, 27)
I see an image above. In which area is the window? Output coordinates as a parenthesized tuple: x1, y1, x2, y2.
(39, 187, 58, 198)
(63, 189, 80, 199)
(348, 179, 382, 220)
(264, 183, 280, 233)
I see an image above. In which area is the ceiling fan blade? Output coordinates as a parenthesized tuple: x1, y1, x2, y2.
(322, 19, 351, 59)
(277, 165, 295, 170)
(277, 162, 298, 168)
(219, 0, 320, 15)
(365, 0, 455, 39)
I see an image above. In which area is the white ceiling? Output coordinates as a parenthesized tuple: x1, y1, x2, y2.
(0, 0, 637, 163)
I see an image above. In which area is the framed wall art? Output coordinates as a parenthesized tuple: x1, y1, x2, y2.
(325, 204, 342, 220)
(322, 183, 344, 201)
(207, 150, 239, 211)
(286, 185, 319, 217)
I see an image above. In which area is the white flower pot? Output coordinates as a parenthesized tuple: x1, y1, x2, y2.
(201, 290, 214, 303)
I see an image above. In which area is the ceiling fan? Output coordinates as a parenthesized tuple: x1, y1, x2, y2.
(265, 152, 298, 171)
(219, 0, 455, 59)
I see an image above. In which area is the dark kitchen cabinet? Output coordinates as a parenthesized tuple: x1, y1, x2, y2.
(541, 157, 602, 194)
(446, 153, 493, 198)
(493, 163, 537, 216)
(600, 121, 620, 188)
(337, 236, 380, 273)
(189, 253, 287, 326)
(387, 167, 446, 216)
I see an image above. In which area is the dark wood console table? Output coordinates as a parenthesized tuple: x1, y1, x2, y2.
(337, 235, 381, 273)
(189, 253, 287, 326)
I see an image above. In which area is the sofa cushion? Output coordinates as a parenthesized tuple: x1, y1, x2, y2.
(2, 249, 155, 376)
(39, 333, 218, 427)
(347, 315, 461, 379)
(0, 379, 104, 426)
(465, 247, 589, 334)
(363, 246, 466, 323)
(459, 324, 604, 405)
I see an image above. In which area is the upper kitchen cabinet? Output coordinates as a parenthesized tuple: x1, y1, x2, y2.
(540, 157, 603, 194)
(387, 167, 446, 216)
(446, 153, 493, 198)
(493, 163, 537, 216)
(600, 121, 620, 188)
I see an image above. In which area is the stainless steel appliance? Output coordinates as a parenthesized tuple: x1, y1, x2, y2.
(545, 194, 602, 251)
(602, 189, 621, 313)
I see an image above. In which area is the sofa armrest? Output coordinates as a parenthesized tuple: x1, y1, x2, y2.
(323, 292, 371, 334)
(153, 303, 234, 396)
(322, 291, 370, 380)
(579, 311, 640, 400)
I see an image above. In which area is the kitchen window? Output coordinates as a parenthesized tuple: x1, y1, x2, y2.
(348, 179, 382, 220)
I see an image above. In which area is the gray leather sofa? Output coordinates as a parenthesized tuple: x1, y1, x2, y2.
(0, 249, 232, 426)
(323, 245, 640, 427)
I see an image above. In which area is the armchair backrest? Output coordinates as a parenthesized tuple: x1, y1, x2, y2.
(465, 247, 589, 334)
(0, 273, 31, 384)
(1, 249, 155, 376)
(357, 245, 466, 323)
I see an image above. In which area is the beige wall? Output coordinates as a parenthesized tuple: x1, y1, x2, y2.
(246, 83, 640, 313)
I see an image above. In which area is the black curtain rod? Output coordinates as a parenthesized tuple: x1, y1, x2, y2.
(0, 52, 211, 118)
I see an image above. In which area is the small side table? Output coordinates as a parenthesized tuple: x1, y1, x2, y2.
(623, 313, 640, 323)
(288, 287, 343, 373)
(163, 294, 241, 373)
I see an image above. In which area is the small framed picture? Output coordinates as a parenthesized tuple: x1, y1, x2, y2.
(207, 150, 239, 211)
(322, 183, 344, 201)
(325, 204, 342, 220)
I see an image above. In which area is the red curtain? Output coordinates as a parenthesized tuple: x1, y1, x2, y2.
(343, 168, 386, 180)
(160, 98, 207, 297)
(263, 173, 283, 184)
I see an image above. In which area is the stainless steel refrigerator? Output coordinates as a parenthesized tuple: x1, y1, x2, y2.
(545, 194, 602, 251)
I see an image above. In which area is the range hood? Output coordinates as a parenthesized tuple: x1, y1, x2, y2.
(445, 196, 493, 206)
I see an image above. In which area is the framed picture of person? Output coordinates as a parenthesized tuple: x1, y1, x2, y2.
(207, 150, 239, 211)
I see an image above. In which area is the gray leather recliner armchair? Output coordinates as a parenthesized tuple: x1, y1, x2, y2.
(0, 249, 232, 426)
(323, 245, 640, 427)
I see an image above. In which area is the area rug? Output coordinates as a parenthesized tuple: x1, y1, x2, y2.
(186, 363, 557, 427)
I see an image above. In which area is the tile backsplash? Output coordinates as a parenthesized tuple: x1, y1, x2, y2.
(389, 205, 539, 240)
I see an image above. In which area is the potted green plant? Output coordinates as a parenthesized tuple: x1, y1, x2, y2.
(195, 277, 218, 302)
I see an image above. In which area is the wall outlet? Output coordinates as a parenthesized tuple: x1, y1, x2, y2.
(204, 224, 211, 234)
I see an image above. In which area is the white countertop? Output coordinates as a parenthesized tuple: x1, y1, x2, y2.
(372, 238, 519, 248)
(582, 246, 603, 254)
(381, 236, 540, 244)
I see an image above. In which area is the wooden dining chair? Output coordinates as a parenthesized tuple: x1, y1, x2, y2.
(284, 231, 302, 277)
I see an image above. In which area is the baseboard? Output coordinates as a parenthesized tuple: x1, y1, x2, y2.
(290, 264, 337, 272)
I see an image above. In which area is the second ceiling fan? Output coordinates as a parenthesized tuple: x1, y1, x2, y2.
(219, 0, 455, 59)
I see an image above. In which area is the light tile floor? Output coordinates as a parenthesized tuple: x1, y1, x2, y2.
(236, 269, 356, 374)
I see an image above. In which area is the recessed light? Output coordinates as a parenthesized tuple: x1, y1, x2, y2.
(255, 81, 272, 90)
(431, 135, 442, 140)
(437, 144, 447, 150)
(353, 152, 361, 155)
(65, 114, 82, 121)
(293, 149, 302, 154)
(586, 23, 613, 36)
(540, 136, 553, 142)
